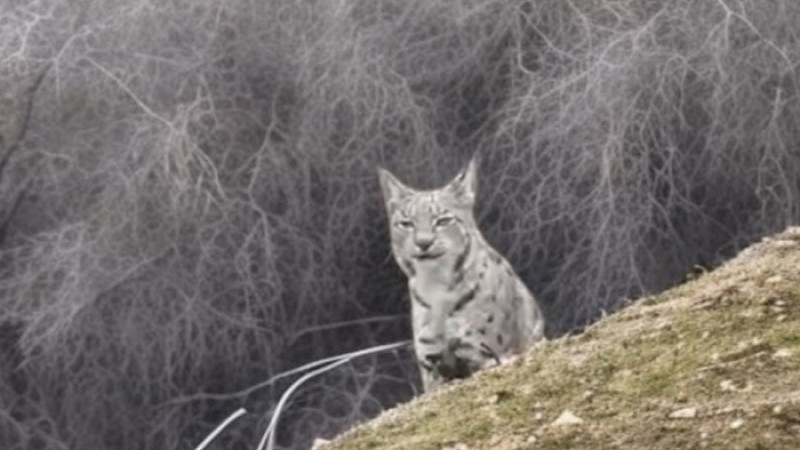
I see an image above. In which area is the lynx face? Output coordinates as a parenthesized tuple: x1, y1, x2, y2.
(378, 160, 478, 277)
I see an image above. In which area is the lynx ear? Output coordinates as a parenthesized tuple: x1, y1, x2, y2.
(445, 157, 479, 204)
(377, 167, 412, 209)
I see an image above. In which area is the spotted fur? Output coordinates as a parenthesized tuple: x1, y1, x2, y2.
(378, 158, 545, 392)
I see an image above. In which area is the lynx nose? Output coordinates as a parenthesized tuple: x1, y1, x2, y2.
(415, 234, 435, 251)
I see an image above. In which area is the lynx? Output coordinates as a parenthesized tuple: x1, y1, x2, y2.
(378, 158, 545, 392)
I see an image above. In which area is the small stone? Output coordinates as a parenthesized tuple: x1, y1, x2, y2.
(441, 443, 468, 450)
(773, 348, 793, 359)
(655, 319, 672, 331)
(730, 418, 745, 430)
(720, 380, 737, 392)
(772, 239, 797, 249)
(582, 390, 594, 401)
(311, 438, 330, 450)
(552, 410, 584, 426)
(533, 411, 544, 421)
(669, 407, 698, 419)
(488, 391, 514, 404)
(736, 338, 764, 351)
(773, 405, 784, 415)
(765, 275, 784, 284)
(740, 308, 758, 318)
(776, 314, 788, 322)
(526, 435, 538, 444)
(775, 300, 787, 307)
(714, 406, 736, 416)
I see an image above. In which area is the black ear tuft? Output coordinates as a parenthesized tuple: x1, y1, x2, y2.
(377, 167, 413, 209)
(445, 157, 479, 204)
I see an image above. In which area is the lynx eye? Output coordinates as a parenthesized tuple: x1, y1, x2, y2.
(434, 216, 455, 228)
(395, 219, 414, 230)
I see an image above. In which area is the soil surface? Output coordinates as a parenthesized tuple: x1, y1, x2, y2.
(322, 227, 800, 450)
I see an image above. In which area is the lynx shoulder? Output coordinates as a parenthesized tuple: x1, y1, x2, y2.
(378, 158, 545, 392)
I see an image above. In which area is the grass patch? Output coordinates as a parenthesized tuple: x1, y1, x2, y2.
(324, 228, 800, 450)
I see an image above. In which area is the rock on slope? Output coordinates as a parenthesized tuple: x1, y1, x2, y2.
(323, 227, 800, 450)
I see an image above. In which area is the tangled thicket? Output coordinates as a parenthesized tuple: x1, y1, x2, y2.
(1, 0, 799, 449)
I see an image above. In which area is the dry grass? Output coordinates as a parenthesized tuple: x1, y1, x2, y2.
(323, 227, 800, 450)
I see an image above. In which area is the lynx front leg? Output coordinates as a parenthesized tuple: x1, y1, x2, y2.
(419, 364, 444, 392)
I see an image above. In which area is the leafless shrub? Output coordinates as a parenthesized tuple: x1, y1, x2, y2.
(0, 0, 798, 448)
(482, 0, 800, 325)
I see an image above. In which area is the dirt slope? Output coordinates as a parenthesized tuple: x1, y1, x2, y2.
(322, 227, 800, 450)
